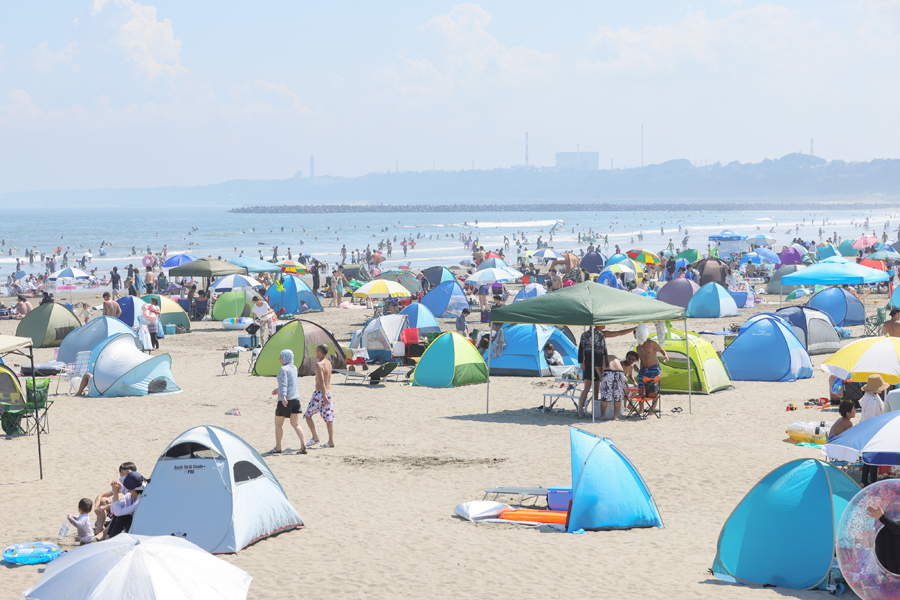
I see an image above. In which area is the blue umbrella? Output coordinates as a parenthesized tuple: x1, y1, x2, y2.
(825, 411, 900, 465)
(162, 254, 198, 269)
(228, 257, 281, 273)
(209, 274, 264, 293)
(465, 267, 521, 284)
(533, 248, 563, 261)
(48, 267, 89, 280)
(739, 253, 763, 266)
(755, 248, 779, 263)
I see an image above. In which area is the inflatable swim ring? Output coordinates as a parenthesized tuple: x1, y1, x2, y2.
(3, 541, 62, 564)
(499, 508, 568, 525)
(787, 421, 833, 444)
(142, 305, 159, 321)
(837, 479, 900, 600)
(223, 317, 254, 330)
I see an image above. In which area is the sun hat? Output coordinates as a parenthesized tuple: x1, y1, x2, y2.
(122, 471, 145, 491)
(862, 374, 890, 394)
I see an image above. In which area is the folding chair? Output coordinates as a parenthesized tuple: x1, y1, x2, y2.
(58, 351, 91, 395)
(222, 351, 240, 375)
(335, 362, 400, 384)
(625, 376, 662, 419)
(864, 307, 887, 337)
(247, 347, 261, 373)
(23, 378, 53, 435)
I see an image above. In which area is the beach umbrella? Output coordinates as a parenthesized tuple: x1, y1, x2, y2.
(460, 258, 478, 267)
(755, 248, 779, 263)
(163, 254, 198, 269)
(476, 257, 510, 271)
(606, 253, 631, 267)
(786, 288, 811, 300)
(279, 260, 308, 275)
(516, 249, 534, 259)
(228, 257, 281, 273)
(22, 533, 252, 600)
(380, 270, 420, 294)
(739, 253, 764, 266)
(533, 248, 563, 261)
(626, 249, 661, 265)
(821, 337, 900, 384)
(209, 274, 263, 293)
(851, 235, 878, 249)
(674, 249, 703, 263)
(601, 264, 635, 282)
(825, 411, 900, 465)
(352, 279, 411, 298)
(748, 234, 776, 245)
(485, 252, 502, 260)
(465, 267, 521, 285)
(47, 267, 89, 281)
(871, 248, 900, 260)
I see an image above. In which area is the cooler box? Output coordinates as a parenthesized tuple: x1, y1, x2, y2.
(237, 334, 259, 349)
(548, 486, 573, 511)
(164, 324, 176, 335)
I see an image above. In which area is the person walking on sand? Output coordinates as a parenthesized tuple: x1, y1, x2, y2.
(330, 266, 347, 308)
(270, 349, 307, 455)
(304, 345, 335, 448)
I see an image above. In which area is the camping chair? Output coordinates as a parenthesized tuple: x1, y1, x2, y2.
(222, 351, 241, 375)
(336, 361, 400, 385)
(0, 403, 26, 435)
(625, 376, 662, 419)
(22, 378, 52, 435)
(192, 298, 209, 321)
(864, 307, 887, 337)
(247, 347, 261, 373)
(57, 351, 91, 395)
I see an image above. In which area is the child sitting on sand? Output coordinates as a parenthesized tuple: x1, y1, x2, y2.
(67, 498, 95, 545)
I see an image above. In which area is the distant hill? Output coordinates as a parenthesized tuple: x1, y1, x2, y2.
(4, 153, 899, 207)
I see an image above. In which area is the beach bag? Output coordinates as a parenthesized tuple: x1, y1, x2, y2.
(175, 324, 188, 334)
(643, 378, 659, 396)
(245, 323, 260, 335)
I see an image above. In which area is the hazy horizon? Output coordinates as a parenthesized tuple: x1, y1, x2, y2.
(2, 1, 900, 194)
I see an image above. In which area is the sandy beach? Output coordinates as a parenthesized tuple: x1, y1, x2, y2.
(0, 289, 873, 599)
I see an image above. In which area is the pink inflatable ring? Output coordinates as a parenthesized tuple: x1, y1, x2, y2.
(837, 479, 900, 600)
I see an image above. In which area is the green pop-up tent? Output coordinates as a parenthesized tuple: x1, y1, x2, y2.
(489, 282, 689, 416)
(15, 302, 82, 348)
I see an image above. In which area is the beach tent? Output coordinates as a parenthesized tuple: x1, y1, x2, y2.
(57, 316, 139, 365)
(774, 306, 841, 355)
(380, 270, 421, 295)
(567, 428, 663, 532)
(580, 251, 606, 274)
(711, 459, 858, 589)
(211, 290, 255, 320)
(350, 314, 409, 361)
(341, 264, 372, 283)
(0, 363, 24, 405)
(765, 265, 804, 294)
(253, 319, 346, 377)
(605, 253, 631, 267)
(817, 243, 839, 259)
(513, 283, 547, 303)
(168, 257, 247, 279)
(15, 302, 82, 348)
(420, 281, 469, 318)
(693, 257, 731, 287)
(721, 316, 813, 381)
(634, 330, 732, 394)
(687, 283, 740, 318)
(482, 324, 578, 376)
(116, 296, 150, 328)
(656, 278, 700, 309)
(264, 277, 322, 314)
(131, 425, 303, 553)
(423, 266, 456, 288)
(411, 332, 487, 387)
(806, 287, 865, 327)
(88, 333, 181, 397)
(399, 303, 441, 334)
(227, 256, 281, 273)
(779, 247, 803, 266)
(838, 240, 858, 257)
(142, 294, 192, 332)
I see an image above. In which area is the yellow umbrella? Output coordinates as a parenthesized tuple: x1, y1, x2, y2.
(821, 337, 900, 384)
(352, 279, 411, 299)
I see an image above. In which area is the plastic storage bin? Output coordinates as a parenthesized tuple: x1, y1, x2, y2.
(548, 486, 573, 511)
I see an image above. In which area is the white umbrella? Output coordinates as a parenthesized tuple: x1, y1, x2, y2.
(22, 533, 252, 600)
(532, 248, 563, 261)
(208, 274, 263, 293)
(465, 267, 521, 284)
(48, 267, 90, 302)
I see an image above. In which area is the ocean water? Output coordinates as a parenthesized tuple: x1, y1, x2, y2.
(1, 203, 897, 280)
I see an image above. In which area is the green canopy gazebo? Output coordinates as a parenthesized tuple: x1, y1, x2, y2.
(168, 257, 247, 279)
(489, 282, 689, 418)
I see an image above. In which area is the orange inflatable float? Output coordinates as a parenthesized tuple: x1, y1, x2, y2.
(499, 509, 568, 525)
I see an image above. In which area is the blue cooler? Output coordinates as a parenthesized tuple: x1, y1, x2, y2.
(237, 334, 259, 349)
(164, 324, 176, 335)
(548, 486, 573, 511)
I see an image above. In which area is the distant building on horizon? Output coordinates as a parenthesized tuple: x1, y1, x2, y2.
(556, 151, 599, 171)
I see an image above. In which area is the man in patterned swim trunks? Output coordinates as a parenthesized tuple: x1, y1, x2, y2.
(304, 344, 335, 448)
(600, 353, 638, 420)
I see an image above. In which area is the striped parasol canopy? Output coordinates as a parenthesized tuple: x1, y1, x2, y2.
(279, 260, 308, 275)
(821, 337, 900, 384)
(352, 279, 411, 298)
(626, 249, 661, 265)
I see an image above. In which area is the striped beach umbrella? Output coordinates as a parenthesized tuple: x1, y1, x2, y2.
(464, 267, 521, 285)
(48, 267, 90, 280)
(825, 411, 900, 465)
(821, 337, 900, 384)
(279, 260, 308, 275)
(208, 274, 263, 293)
(352, 279, 411, 298)
(626, 249, 661, 265)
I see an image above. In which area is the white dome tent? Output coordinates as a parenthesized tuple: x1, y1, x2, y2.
(131, 425, 303, 553)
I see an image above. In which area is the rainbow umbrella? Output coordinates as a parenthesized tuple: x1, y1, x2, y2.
(626, 249, 661, 265)
(279, 260, 308, 275)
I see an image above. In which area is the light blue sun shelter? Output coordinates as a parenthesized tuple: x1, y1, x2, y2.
(712, 459, 859, 590)
(399, 302, 441, 334)
(721, 316, 813, 381)
(264, 276, 322, 313)
(57, 316, 140, 365)
(567, 428, 663, 532)
(228, 256, 282, 273)
(420, 280, 470, 318)
(686, 282, 740, 318)
(482, 324, 577, 376)
(88, 333, 180, 397)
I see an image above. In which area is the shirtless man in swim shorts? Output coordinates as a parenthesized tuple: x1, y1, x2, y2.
(304, 344, 335, 448)
(102, 292, 121, 319)
(600, 352, 638, 420)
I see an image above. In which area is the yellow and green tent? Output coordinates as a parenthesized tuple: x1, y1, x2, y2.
(141, 295, 191, 332)
(411, 332, 488, 388)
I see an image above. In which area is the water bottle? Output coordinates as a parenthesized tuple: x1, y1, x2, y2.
(58, 522, 69, 540)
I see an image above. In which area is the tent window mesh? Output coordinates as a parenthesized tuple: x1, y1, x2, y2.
(233, 460, 264, 482)
(164, 442, 222, 459)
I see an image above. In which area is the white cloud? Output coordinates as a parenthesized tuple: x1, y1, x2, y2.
(31, 42, 80, 74)
(0, 90, 43, 119)
(73, 17, 79, 26)
(93, 0, 187, 79)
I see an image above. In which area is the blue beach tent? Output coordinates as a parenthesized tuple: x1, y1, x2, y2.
(116, 296, 150, 328)
(580, 251, 607, 274)
(686, 283, 740, 318)
(57, 316, 139, 365)
(399, 303, 441, 335)
(265, 276, 322, 313)
(721, 316, 813, 381)
(483, 324, 577, 376)
(806, 287, 865, 327)
(567, 428, 663, 532)
(423, 266, 456, 288)
(88, 333, 181, 397)
(712, 459, 859, 590)
(420, 281, 469, 318)
(513, 283, 547, 303)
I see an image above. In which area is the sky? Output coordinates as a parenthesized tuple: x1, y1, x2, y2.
(1, 1, 899, 192)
